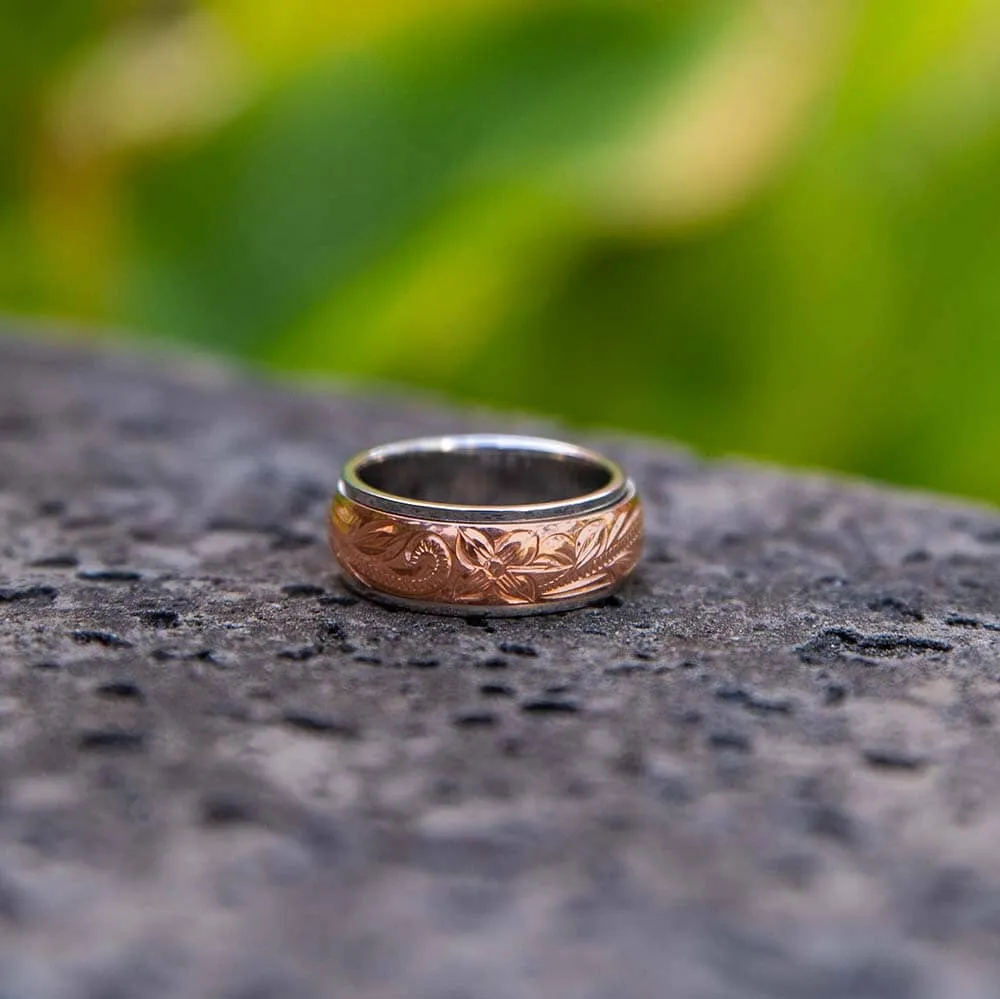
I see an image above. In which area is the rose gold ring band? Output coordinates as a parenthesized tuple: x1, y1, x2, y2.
(327, 435, 643, 616)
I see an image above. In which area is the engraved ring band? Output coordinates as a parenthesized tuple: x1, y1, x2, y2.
(328, 434, 644, 615)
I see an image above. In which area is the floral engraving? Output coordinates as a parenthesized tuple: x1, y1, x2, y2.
(452, 528, 579, 604)
(329, 494, 642, 607)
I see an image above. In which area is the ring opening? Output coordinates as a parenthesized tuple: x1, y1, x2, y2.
(356, 448, 613, 507)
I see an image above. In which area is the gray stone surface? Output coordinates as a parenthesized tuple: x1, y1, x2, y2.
(2, 333, 1000, 998)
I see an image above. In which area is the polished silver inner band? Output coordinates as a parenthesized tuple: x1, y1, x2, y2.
(339, 434, 630, 523)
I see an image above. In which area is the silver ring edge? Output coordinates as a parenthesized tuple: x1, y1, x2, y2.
(338, 572, 633, 617)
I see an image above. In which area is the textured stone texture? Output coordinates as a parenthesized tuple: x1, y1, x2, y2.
(2, 333, 1000, 998)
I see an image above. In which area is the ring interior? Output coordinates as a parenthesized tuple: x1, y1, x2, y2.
(355, 448, 613, 507)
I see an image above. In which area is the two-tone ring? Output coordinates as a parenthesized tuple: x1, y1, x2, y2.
(328, 435, 643, 615)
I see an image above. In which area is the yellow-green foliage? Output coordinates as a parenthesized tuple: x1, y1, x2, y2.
(4, 1, 1000, 502)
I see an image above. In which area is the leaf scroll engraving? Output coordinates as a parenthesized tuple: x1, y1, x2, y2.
(330, 495, 642, 606)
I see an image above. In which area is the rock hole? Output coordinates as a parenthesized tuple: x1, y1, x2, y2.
(71, 630, 133, 649)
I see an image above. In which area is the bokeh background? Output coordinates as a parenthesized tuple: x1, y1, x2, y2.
(4, 0, 1000, 503)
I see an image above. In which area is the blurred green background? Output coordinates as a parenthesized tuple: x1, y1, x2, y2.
(4, 0, 1000, 503)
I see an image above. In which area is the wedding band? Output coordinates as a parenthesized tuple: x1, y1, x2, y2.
(328, 435, 643, 615)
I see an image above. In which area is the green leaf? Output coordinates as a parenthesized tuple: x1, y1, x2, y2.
(124, 3, 725, 354)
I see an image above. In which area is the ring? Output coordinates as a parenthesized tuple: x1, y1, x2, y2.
(328, 434, 643, 615)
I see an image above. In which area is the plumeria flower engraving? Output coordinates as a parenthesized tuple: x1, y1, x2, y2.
(453, 528, 575, 603)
